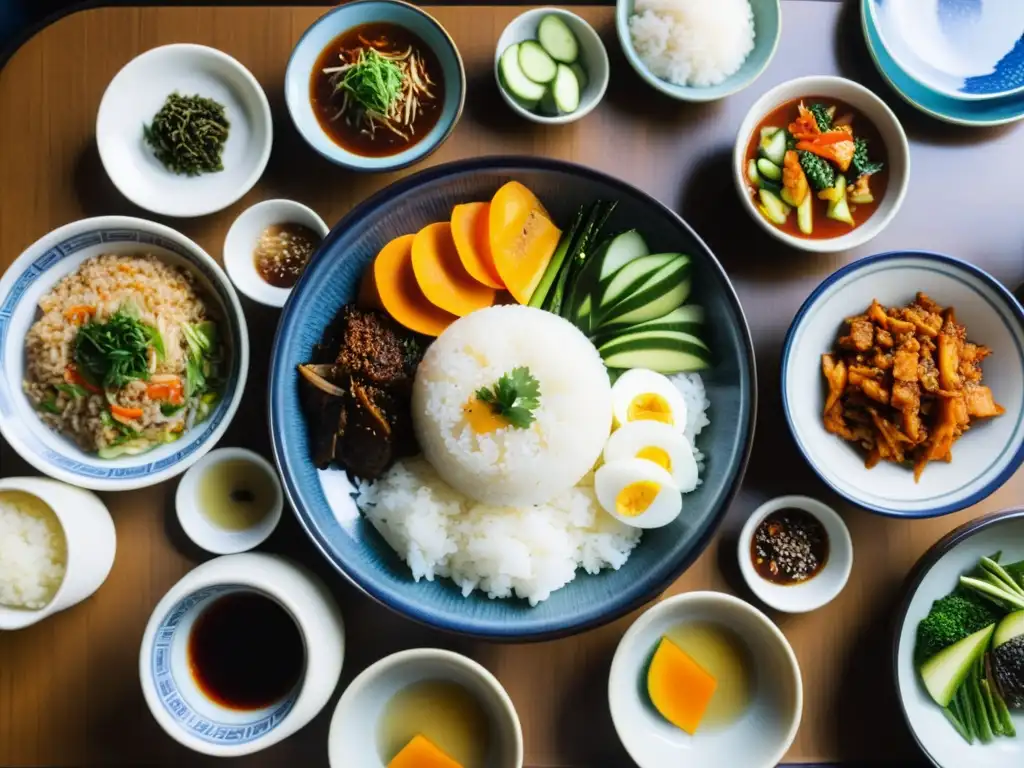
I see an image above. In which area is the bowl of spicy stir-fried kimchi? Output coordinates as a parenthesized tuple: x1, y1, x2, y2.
(782, 251, 1024, 518)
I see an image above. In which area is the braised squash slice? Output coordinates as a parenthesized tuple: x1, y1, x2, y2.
(411, 222, 496, 316)
(370, 234, 456, 337)
(488, 181, 561, 304)
(451, 202, 504, 289)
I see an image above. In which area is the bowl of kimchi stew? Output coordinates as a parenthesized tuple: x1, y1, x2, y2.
(734, 75, 909, 254)
(782, 251, 1024, 518)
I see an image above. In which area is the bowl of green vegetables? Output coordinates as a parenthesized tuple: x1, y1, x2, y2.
(895, 507, 1024, 767)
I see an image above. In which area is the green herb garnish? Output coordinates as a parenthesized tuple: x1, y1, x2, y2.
(334, 48, 404, 115)
(143, 92, 230, 176)
(38, 396, 61, 414)
(851, 137, 884, 178)
(160, 403, 185, 416)
(55, 382, 86, 399)
(475, 367, 541, 430)
(808, 103, 833, 132)
(74, 308, 160, 390)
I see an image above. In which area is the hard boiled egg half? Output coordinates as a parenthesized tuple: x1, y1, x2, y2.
(595, 458, 682, 529)
(611, 369, 688, 432)
(604, 421, 699, 493)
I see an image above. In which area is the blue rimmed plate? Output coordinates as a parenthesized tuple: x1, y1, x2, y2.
(268, 157, 756, 640)
(863, 0, 1024, 126)
(782, 251, 1024, 518)
(895, 507, 1024, 767)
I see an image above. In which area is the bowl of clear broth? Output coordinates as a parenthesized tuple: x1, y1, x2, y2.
(734, 75, 909, 254)
(328, 647, 523, 768)
(285, 0, 465, 172)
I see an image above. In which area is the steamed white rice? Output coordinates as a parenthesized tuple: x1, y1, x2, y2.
(0, 491, 67, 610)
(629, 0, 755, 88)
(356, 373, 710, 605)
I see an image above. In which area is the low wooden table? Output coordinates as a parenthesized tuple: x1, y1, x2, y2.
(1, 3, 1022, 766)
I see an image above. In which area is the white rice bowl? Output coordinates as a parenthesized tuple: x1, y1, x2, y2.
(411, 305, 613, 507)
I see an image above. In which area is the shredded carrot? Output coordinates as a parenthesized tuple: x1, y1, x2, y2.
(64, 366, 101, 394)
(809, 131, 854, 146)
(110, 404, 144, 420)
(146, 378, 183, 405)
(63, 305, 95, 323)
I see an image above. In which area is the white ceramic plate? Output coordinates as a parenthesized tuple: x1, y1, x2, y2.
(96, 44, 272, 217)
(895, 508, 1024, 767)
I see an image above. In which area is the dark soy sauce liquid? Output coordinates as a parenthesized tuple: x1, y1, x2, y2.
(188, 593, 304, 710)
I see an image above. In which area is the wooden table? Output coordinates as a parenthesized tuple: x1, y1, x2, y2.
(1, 3, 1022, 766)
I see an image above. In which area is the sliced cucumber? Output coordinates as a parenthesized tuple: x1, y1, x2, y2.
(499, 43, 546, 103)
(826, 175, 854, 226)
(758, 188, 790, 225)
(747, 158, 760, 186)
(599, 329, 711, 373)
(569, 62, 589, 92)
(759, 129, 787, 166)
(596, 252, 678, 317)
(552, 64, 580, 113)
(756, 158, 782, 181)
(538, 89, 559, 116)
(518, 40, 557, 84)
(567, 229, 648, 326)
(537, 14, 579, 64)
(97, 438, 155, 459)
(797, 191, 813, 235)
(595, 304, 704, 344)
(598, 255, 692, 329)
(760, 126, 780, 140)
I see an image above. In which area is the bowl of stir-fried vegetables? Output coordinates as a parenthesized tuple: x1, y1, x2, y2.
(733, 75, 910, 254)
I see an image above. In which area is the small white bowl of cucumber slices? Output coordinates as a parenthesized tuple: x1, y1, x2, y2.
(495, 8, 609, 124)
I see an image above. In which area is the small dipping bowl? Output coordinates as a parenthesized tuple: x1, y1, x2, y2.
(609, 591, 802, 768)
(738, 495, 853, 614)
(328, 648, 524, 768)
(223, 199, 329, 308)
(176, 447, 284, 555)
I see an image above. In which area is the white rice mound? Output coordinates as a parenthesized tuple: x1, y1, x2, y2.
(356, 373, 711, 605)
(629, 0, 755, 88)
(411, 305, 613, 507)
(0, 491, 67, 610)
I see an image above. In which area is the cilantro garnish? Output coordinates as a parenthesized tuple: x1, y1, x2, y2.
(475, 367, 541, 430)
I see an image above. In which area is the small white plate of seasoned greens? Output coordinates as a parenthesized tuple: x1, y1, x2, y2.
(896, 508, 1024, 768)
(495, 8, 609, 124)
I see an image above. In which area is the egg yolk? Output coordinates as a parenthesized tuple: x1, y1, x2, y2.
(636, 446, 672, 471)
(627, 393, 673, 425)
(616, 480, 661, 517)
(464, 396, 508, 434)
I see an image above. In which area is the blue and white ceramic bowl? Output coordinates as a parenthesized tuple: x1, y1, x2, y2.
(269, 157, 756, 639)
(285, 0, 465, 172)
(867, 0, 1024, 101)
(895, 507, 1024, 768)
(0, 216, 248, 491)
(782, 251, 1024, 518)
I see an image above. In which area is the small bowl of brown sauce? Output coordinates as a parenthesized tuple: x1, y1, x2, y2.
(738, 495, 852, 613)
(284, 1, 465, 172)
(176, 447, 284, 554)
(223, 198, 328, 308)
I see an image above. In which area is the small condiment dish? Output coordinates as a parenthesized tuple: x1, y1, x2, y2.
(738, 495, 852, 614)
(494, 8, 609, 125)
(609, 591, 802, 768)
(176, 447, 284, 555)
(328, 648, 524, 768)
(223, 199, 329, 308)
(96, 44, 272, 217)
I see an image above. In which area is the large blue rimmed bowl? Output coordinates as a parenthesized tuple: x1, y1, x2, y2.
(0, 216, 248, 492)
(285, 0, 465, 172)
(782, 251, 1024, 518)
(269, 157, 756, 640)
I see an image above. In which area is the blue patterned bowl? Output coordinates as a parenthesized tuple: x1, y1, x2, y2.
(268, 157, 756, 639)
(867, 0, 1024, 101)
(0, 216, 248, 491)
(284, 0, 465, 172)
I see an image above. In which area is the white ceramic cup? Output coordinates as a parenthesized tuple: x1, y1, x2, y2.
(139, 552, 345, 756)
(0, 476, 116, 630)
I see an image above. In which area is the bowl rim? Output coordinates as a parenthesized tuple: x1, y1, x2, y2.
(891, 505, 1024, 767)
(0, 215, 250, 491)
(326, 647, 524, 768)
(95, 43, 273, 218)
(781, 249, 1024, 518)
(732, 74, 911, 254)
(614, 0, 782, 103)
(864, 0, 1024, 103)
(607, 590, 803, 768)
(267, 154, 758, 641)
(493, 6, 610, 125)
(283, 0, 466, 173)
(736, 494, 853, 613)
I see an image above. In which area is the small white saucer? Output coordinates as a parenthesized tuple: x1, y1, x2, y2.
(96, 44, 272, 218)
(175, 447, 283, 555)
(738, 495, 853, 614)
(223, 199, 329, 308)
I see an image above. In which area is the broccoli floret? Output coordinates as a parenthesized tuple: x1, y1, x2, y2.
(808, 103, 833, 132)
(798, 150, 836, 192)
(915, 594, 1002, 664)
(852, 137, 884, 178)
